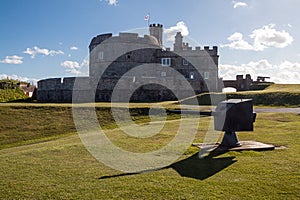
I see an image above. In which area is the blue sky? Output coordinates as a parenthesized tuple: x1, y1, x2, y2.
(0, 0, 299, 84)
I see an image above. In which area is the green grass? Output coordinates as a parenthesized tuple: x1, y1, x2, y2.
(181, 84, 300, 106)
(263, 84, 300, 93)
(0, 104, 181, 149)
(0, 104, 299, 199)
(0, 106, 76, 149)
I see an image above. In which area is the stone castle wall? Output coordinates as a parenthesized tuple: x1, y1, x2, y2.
(37, 24, 221, 102)
(37, 77, 90, 102)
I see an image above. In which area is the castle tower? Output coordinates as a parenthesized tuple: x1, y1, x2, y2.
(174, 32, 183, 51)
(149, 24, 163, 46)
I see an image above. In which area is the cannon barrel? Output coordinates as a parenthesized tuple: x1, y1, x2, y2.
(166, 109, 212, 116)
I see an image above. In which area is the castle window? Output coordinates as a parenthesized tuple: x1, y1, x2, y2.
(183, 58, 188, 65)
(161, 58, 171, 66)
(98, 51, 104, 61)
(190, 72, 194, 80)
(161, 71, 166, 77)
(204, 72, 209, 80)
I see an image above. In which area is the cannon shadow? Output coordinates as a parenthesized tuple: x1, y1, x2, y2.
(99, 150, 236, 180)
(170, 152, 236, 180)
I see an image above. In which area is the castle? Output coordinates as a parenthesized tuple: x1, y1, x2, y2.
(37, 24, 222, 102)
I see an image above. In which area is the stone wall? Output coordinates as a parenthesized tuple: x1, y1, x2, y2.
(37, 24, 222, 102)
(37, 77, 90, 102)
(223, 74, 253, 91)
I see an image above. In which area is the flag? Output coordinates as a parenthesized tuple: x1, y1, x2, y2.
(145, 14, 149, 21)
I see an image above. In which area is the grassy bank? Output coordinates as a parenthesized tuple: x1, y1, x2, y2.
(0, 105, 180, 149)
(0, 79, 30, 102)
(0, 88, 29, 102)
(181, 84, 300, 106)
(0, 104, 299, 199)
(0, 106, 75, 149)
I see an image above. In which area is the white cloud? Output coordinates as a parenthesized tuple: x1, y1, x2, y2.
(61, 61, 81, 75)
(61, 58, 89, 75)
(221, 32, 253, 50)
(0, 55, 23, 64)
(100, 0, 118, 6)
(61, 60, 80, 69)
(164, 21, 189, 42)
(70, 46, 78, 50)
(23, 46, 64, 58)
(222, 24, 294, 51)
(107, 0, 118, 6)
(232, 1, 248, 8)
(227, 32, 243, 41)
(269, 62, 300, 83)
(247, 59, 273, 70)
(250, 24, 294, 51)
(220, 60, 300, 83)
(219, 63, 255, 80)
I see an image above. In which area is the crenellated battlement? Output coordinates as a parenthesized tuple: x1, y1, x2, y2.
(182, 42, 217, 51)
(173, 32, 218, 55)
(38, 77, 90, 90)
(149, 23, 163, 28)
(89, 26, 218, 55)
(173, 43, 218, 55)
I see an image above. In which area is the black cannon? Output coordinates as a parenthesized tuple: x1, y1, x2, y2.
(213, 99, 256, 147)
(167, 99, 256, 148)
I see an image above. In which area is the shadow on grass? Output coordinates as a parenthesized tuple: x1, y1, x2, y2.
(170, 152, 236, 180)
(99, 150, 236, 180)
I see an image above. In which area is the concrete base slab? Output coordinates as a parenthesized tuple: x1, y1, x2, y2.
(193, 141, 275, 152)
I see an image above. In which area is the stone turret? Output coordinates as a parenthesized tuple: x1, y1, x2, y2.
(174, 32, 183, 51)
(149, 24, 163, 46)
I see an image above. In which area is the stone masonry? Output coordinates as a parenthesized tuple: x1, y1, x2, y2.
(37, 24, 222, 102)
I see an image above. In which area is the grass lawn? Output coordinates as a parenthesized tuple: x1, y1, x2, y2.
(0, 104, 299, 199)
(262, 84, 300, 93)
(181, 84, 300, 106)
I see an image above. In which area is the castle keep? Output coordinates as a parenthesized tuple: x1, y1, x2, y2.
(37, 24, 222, 102)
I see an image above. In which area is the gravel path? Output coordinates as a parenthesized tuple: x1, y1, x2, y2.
(254, 107, 300, 113)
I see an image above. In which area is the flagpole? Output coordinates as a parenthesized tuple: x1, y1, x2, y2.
(145, 13, 150, 28)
